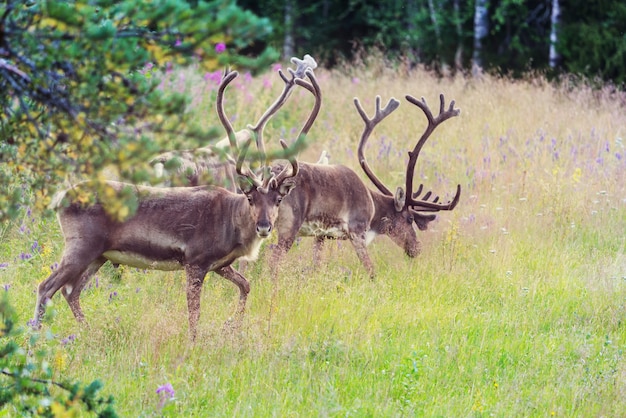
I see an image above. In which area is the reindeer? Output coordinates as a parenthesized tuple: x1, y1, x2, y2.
(149, 54, 318, 189)
(32, 67, 322, 339)
(270, 94, 461, 278)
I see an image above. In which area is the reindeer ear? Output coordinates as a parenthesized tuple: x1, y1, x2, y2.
(279, 178, 297, 196)
(394, 187, 406, 212)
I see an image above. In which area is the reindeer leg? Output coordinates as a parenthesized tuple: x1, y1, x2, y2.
(34, 251, 101, 328)
(61, 257, 106, 323)
(271, 232, 298, 276)
(215, 265, 250, 316)
(184, 265, 207, 341)
(312, 236, 325, 270)
(349, 232, 375, 279)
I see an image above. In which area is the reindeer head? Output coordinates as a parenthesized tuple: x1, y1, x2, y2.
(216, 60, 321, 238)
(354, 93, 461, 257)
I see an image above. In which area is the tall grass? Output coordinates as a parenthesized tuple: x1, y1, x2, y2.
(1, 58, 625, 416)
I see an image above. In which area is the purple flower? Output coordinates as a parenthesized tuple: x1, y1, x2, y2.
(156, 382, 175, 400)
(0, 263, 7, 269)
(3, 284, 10, 291)
(61, 334, 76, 345)
(109, 291, 118, 301)
(31, 240, 40, 253)
(175, 39, 182, 47)
(215, 42, 226, 54)
(19, 252, 32, 261)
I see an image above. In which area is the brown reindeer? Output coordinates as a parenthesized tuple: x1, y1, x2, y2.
(32, 67, 322, 338)
(271, 94, 461, 278)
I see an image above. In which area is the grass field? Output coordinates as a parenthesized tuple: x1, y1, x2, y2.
(1, 56, 625, 416)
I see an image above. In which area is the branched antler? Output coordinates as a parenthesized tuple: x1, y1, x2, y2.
(216, 55, 320, 192)
(404, 94, 461, 212)
(354, 95, 401, 197)
(248, 54, 318, 164)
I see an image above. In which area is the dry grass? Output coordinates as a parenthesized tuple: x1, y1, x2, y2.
(1, 58, 625, 416)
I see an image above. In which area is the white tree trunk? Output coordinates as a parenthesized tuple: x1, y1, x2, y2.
(283, 0, 295, 60)
(549, 0, 561, 68)
(453, 0, 464, 71)
(472, 0, 489, 75)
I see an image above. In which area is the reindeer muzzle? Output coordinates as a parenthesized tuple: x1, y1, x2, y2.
(256, 222, 272, 238)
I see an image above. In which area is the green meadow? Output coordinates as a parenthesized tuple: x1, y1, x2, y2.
(1, 56, 625, 416)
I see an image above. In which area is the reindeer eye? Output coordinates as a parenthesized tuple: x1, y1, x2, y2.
(407, 215, 414, 224)
(246, 195, 253, 204)
(276, 196, 283, 205)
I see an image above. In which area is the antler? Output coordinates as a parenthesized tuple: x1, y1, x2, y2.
(216, 68, 240, 153)
(217, 57, 319, 191)
(354, 95, 401, 198)
(247, 55, 318, 165)
(274, 68, 322, 185)
(404, 94, 461, 212)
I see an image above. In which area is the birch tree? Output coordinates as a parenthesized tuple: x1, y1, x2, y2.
(472, 0, 489, 75)
(549, 0, 561, 68)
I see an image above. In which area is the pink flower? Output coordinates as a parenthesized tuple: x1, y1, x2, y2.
(204, 70, 222, 84)
(215, 42, 226, 54)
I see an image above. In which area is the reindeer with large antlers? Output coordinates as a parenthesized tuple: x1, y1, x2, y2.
(32, 66, 321, 339)
(270, 93, 460, 278)
(150, 55, 318, 189)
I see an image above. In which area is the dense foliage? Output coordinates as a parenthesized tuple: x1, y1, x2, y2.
(0, 295, 118, 416)
(0, 0, 278, 221)
(239, 0, 626, 84)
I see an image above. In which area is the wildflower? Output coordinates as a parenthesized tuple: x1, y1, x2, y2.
(204, 70, 222, 85)
(31, 240, 40, 253)
(109, 291, 118, 301)
(61, 334, 76, 345)
(272, 63, 281, 72)
(156, 382, 175, 408)
(156, 383, 175, 398)
(3, 284, 10, 291)
(215, 42, 226, 54)
(19, 252, 32, 261)
(175, 39, 182, 47)
(0, 263, 7, 269)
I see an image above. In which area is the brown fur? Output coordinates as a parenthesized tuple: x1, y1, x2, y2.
(271, 162, 436, 278)
(33, 179, 295, 339)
